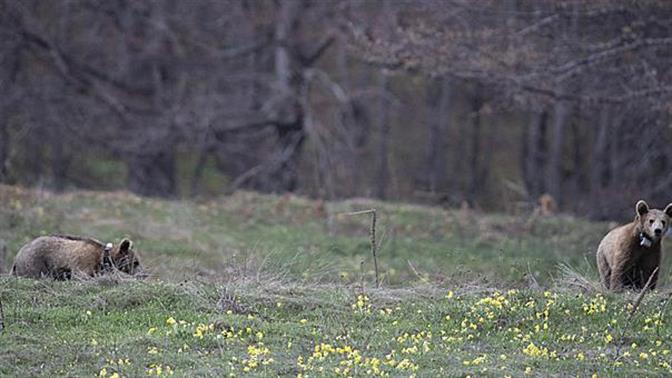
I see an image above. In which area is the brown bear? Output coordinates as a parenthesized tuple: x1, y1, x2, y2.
(11, 235, 142, 279)
(596, 200, 672, 291)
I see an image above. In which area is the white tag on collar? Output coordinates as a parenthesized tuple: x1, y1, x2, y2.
(640, 236, 652, 248)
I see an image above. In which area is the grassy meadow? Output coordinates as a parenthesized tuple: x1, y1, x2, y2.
(1, 185, 672, 377)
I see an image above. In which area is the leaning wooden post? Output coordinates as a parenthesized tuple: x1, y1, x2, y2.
(0, 296, 5, 333)
(345, 209, 379, 288)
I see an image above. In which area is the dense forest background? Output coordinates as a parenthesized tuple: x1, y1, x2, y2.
(1, 0, 672, 220)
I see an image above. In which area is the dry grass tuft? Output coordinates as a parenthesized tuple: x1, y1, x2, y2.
(554, 263, 603, 294)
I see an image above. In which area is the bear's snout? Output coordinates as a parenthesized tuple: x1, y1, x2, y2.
(655, 228, 663, 236)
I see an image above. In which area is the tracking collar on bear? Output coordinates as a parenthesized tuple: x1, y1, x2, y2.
(639, 232, 653, 248)
(101, 242, 115, 272)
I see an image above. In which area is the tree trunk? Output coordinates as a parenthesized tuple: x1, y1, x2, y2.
(50, 128, 69, 192)
(190, 142, 212, 197)
(375, 73, 391, 199)
(522, 110, 549, 198)
(546, 101, 570, 208)
(127, 148, 177, 197)
(467, 87, 484, 206)
(24, 134, 44, 186)
(478, 110, 495, 201)
(269, 121, 306, 192)
(424, 77, 450, 193)
(608, 117, 622, 188)
(0, 121, 8, 183)
(590, 107, 610, 218)
(274, 0, 299, 94)
(452, 108, 467, 202)
(0, 43, 20, 184)
(263, 0, 305, 194)
(569, 120, 589, 210)
(544, 3, 578, 209)
(244, 5, 263, 112)
(522, 111, 543, 197)
(337, 36, 358, 198)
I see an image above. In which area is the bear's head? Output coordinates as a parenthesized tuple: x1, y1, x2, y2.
(636, 200, 672, 245)
(110, 238, 142, 275)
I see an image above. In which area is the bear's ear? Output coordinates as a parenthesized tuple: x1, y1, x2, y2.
(119, 239, 133, 255)
(664, 203, 672, 218)
(636, 200, 649, 216)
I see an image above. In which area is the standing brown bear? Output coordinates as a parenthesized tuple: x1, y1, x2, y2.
(596, 200, 672, 291)
(11, 235, 142, 279)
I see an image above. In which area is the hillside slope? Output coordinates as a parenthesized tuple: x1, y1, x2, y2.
(0, 185, 626, 286)
(1, 186, 672, 376)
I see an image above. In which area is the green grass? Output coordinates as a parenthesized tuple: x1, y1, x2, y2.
(0, 185, 628, 285)
(1, 185, 672, 377)
(2, 278, 672, 377)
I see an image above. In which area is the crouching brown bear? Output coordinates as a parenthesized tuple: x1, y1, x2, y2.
(11, 235, 142, 279)
(596, 200, 672, 291)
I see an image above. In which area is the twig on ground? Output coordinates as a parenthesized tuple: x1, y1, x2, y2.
(630, 267, 658, 316)
(526, 262, 541, 290)
(614, 267, 658, 360)
(407, 260, 425, 282)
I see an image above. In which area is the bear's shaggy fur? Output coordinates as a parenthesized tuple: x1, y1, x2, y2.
(596, 200, 672, 291)
(11, 235, 142, 279)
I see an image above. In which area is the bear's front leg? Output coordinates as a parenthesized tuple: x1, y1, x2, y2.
(609, 260, 627, 292)
(638, 256, 661, 290)
(597, 252, 611, 290)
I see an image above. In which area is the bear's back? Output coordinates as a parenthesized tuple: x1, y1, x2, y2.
(13, 235, 103, 278)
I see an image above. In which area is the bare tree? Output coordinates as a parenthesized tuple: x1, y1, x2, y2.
(3, 0, 672, 220)
(423, 77, 451, 195)
(347, 0, 672, 216)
